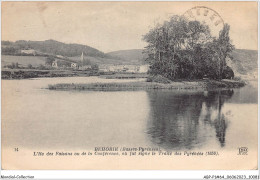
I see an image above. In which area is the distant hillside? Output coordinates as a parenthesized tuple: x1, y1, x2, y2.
(229, 49, 258, 77)
(2, 40, 108, 58)
(2, 39, 257, 72)
(106, 49, 147, 65)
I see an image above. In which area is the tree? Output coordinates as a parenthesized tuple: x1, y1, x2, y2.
(222, 66, 234, 79)
(2, 47, 17, 55)
(15, 62, 19, 69)
(91, 64, 99, 71)
(214, 24, 234, 80)
(38, 64, 46, 70)
(82, 59, 91, 66)
(57, 60, 71, 67)
(27, 64, 33, 69)
(143, 15, 234, 80)
(11, 62, 15, 69)
(45, 56, 55, 65)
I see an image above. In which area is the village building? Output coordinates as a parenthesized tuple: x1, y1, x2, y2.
(124, 65, 139, 73)
(56, 55, 64, 59)
(71, 63, 79, 69)
(108, 65, 126, 72)
(52, 60, 58, 68)
(21, 49, 36, 56)
(107, 65, 116, 72)
(52, 59, 73, 69)
(99, 65, 109, 72)
(98, 64, 141, 73)
(79, 65, 91, 70)
(77, 52, 92, 70)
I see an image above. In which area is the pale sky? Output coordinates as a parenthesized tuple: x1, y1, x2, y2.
(2, 2, 258, 53)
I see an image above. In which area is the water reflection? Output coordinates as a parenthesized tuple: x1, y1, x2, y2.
(2, 77, 257, 151)
(147, 89, 234, 150)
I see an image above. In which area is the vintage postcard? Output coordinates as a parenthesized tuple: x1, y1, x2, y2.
(1, 1, 258, 170)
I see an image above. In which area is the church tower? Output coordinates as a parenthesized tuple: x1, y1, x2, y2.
(81, 52, 84, 62)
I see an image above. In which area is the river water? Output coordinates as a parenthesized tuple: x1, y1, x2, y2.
(2, 77, 258, 152)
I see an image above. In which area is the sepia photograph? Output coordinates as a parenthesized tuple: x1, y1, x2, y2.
(1, 1, 258, 172)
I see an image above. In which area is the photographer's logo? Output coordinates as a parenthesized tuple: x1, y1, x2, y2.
(238, 147, 248, 155)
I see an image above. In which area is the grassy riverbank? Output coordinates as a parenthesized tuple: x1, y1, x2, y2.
(100, 73, 148, 79)
(1, 69, 99, 79)
(48, 79, 245, 91)
(1, 69, 146, 80)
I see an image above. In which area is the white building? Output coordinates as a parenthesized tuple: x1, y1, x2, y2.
(21, 49, 36, 56)
(139, 65, 149, 73)
(124, 65, 139, 73)
(99, 65, 109, 72)
(57, 55, 64, 58)
(71, 63, 78, 69)
(52, 60, 58, 68)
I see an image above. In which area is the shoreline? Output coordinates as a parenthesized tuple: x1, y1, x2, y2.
(1, 69, 99, 79)
(48, 79, 246, 91)
(1, 69, 148, 80)
(1, 69, 247, 90)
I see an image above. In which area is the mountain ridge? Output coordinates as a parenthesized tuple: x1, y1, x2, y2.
(2, 39, 109, 58)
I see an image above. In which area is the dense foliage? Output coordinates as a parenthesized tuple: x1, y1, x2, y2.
(45, 56, 56, 65)
(143, 15, 234, 80)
